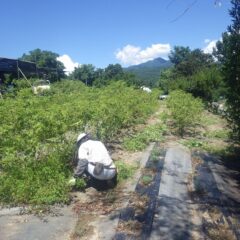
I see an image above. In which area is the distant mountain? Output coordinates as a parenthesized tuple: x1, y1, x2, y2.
(124, 57, 172, 87)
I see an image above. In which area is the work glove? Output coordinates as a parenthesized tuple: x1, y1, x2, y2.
(68, 177, 76, 186)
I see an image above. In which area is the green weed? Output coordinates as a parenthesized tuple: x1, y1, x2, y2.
(181, 139, 205, 148)
(201, 114, 219, 125)
(204, 129, 230, 139)
(150, 147, 161, 162)
(141, 175, 153, 185)
(202, 144, 229, 156)
(123, 124, 166, 151)
(115, 161, 137, 182)
(75, 178, 87, 191)
(159, 112, 169, 124)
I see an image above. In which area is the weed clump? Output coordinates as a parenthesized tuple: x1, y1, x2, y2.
(123, 124, 167, 151)
(115, 161, 137, 182)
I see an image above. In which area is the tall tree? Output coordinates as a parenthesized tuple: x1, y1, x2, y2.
(169, 46, 214, 76)
(214, 0, 240, 140)
(104, 64, 124, 79)
(93, 64, 125, 87)
(169, 46, 191, 66)
(165, 46, 221, 100)
(71, 64, 95, 86)
(20, 49, 65, 81)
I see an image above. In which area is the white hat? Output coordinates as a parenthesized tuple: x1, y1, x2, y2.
(77, 133, 87, 142)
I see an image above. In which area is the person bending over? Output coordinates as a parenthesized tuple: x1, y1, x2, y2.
(73, 133, 117, 186)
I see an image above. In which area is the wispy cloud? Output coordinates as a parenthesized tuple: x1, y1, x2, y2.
(115, 43, 171, 66)
(57, 54, 80, 75)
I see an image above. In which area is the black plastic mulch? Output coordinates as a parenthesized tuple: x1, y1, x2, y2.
(114, 143, 166, 240)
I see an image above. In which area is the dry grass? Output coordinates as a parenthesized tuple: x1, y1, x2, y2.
(116, 220, 143, 236)
(128, 192, 149, 215)
(207, 226, 236, 240)
(73, 189, 126, 215)
(188, 155, 206, 199)
(202, 207, 237, 240)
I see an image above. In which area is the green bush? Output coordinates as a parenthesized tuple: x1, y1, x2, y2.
(0, 80, 159, 205)
(167, 90, 203, 136)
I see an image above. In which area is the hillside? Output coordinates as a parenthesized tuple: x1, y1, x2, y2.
(124, 57, 172, 87)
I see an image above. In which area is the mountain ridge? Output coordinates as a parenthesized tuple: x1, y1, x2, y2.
(124, 57, 172, 87)
(126, 57, 171, 69)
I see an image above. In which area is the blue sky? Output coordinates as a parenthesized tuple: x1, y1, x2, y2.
(0, 0, 232, 72)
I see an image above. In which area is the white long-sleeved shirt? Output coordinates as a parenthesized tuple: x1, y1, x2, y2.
(78, 140, 116, 180)
(78, 140, 115, 167)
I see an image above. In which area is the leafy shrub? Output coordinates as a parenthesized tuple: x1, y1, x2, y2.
(167, 90, 203, 136)
(13, 78, 34, 91)
(0, 80, 158, 204)
(0, 143, 72, 205)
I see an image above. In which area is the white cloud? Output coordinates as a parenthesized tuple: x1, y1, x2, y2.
(57, 54, 80, 75)
(203, 39, 218, 54)
(115, 43, 171, 66)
